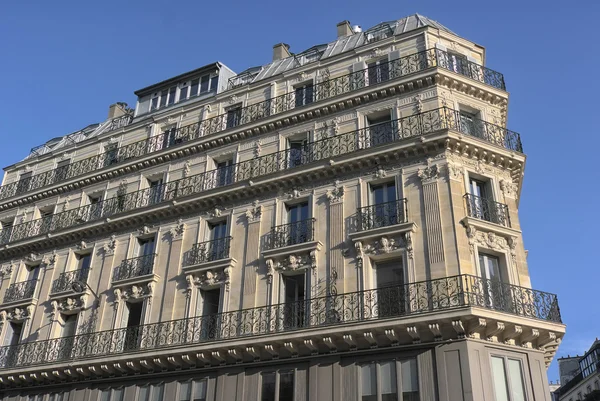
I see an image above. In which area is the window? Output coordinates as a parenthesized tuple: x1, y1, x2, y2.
(179, 379, 207, 401)
(360, 359, 419, 401)
(444, 51, 467, 74)
(49, 393, 66, 401)
(208, 221, 228, 260)
(491, 356, 527, 401)
(286, 202, 310, 245)
(478, 253, 508, 308)
(147, 178, 164, 205)
(87, 195, 103, 220)
(287, 137, 309, 168)
(16, 172, 32, 195)
(367, 58, 390, 85)
(190, 78, 200, 97)
(150, 93, 159, 111)
(160, 126, 179, 149)
(215, 159, 234, 187)
(282, 273, 306, 329)
(0, 219, 13, 243)
(100, 388, 124, 401)
(38, 207, 54, 233)
(198, 288, 221, 340)
(137, 237, 155, 257)
(368, 182, 398, 229)
(366, 113, 394, 147)
(179, 83, 189, 101)
(122, 301, 143, 351)
(261, 370, 294, 401)
(5, 321, 23, 346)
(374, 260, 405, 317)
(104, 143, 119, 167)
(294, 82, 314, 107)
(139, 383, 164, 401)
(54, 160, 71, 183)
(58, 313, 77, 359)
(26, 263, 40, 283)
(167, 86, 177, 106)
(226, 105, 242, 128)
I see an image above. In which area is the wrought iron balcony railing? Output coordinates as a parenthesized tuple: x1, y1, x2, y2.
(265, 218, 316, 250)
(50, 268, 90, 294)
(112, 254, 156, 282)
(0, 274, 560, 369)
(0, 48, 506, 203)
(0, 107, 522, 247)
(464, 194, 511, 227)
(357, 199, 408, 231)
(184, 237, 232, 267)
(3, 279, 37, 303)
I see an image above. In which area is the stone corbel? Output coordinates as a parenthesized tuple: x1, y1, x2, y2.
(468, 318, 487, 339)
(428, 323, 443, 341)
(102, 235, 117, 256)
(445, 162, 463, 181)
(245, 200, 262, 223)
(520, 328, 539, 348)
(168, 219, 186, 241)
(417, 161, 439, 184)
(384, 329, 400, 346)
(42, 251, 58, 267)
(486, 321, 505, 342)
(452, 320, 466, 339)
(407, 326, 421, 344)
(354, 241, 364, 268)
(503, 325, 522, 346)
(0, 264, 13, 278)
(325, 180, 344, 204)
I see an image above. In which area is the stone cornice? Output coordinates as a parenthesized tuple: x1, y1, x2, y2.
(0, 67, 509, 212)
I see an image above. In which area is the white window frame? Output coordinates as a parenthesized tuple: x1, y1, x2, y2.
(490, 354, 530, 401)
(357, 358, 419, 401)
(260, 369, 296, 401)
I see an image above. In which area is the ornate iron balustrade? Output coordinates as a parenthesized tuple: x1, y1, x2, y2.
(464, 194, 511, 227)
(357, 199, 408, 231)
(0, 274, 560, 369)
(50, 268, 90, 294)
(112, 254, 156, 282)
(0, 107, 522, 247)
(107, 114, 133, 131)
(3, 279, 37, 303)
(0, 48, 506, 203)
(265, 218, 315, 250)
(184, 237, 232, 266)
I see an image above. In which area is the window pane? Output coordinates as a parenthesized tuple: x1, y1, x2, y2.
(113, 389, 124, 401)
(361, 363, 377, 401)
(491, 356, 510, 401)
(261, 372, 276, 401)
(210, 76, 218, 92)
(508, 359, 527, 401)
(152, 384, 164, 401)
(200, 75, 210, 93)
(179, 381, 191, 401)
(279, 370, 295, 401)
(138, 386, 149, 401)
(401, 359, 420, 401)
(381, 360, 398, 400)
(193, 379, 208, 401)
(190, 79, 200, 97)
(168, 86, 177, 105)
(100, 390, 110, 401)
(180, 86, 188, 101)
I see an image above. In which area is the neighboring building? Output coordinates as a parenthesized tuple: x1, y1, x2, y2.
(560, 355, 584, 385)
(557, 340, 600, 401)
(0, 14, 564, 401)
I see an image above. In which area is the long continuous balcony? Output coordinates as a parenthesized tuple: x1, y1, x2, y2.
(0, 274, 560, 369)
(265, 218, 316, 250)
(50, 268, 90, 294)
(0, 48, 506, 202)
(357, 199, 408, 231)
(184, 237, 232, 267)
(464, 194, 511, 227)
(3, 280, 37, 303)
(0, 107, 521, 247)
(112, 254, 156, 282)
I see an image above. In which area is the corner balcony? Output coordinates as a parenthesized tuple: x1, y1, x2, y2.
(0, 107, 522, 250)
(112, 254, 156, 284)
(464, 194, 510, 227)
(3, 279, 37, 304)
(0, 48, 507, 205)
(0, 274, 561, 373)
(50, 268, 90, 295)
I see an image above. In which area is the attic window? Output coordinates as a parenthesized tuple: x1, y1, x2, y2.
(365, 24, 394, 43)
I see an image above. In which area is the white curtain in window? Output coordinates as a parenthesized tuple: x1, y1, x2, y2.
(491, 356, 510, 401)
(508, 359, 526, 401)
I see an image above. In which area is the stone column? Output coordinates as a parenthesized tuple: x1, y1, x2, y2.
(326, 181, 345, 295)
(242, 201, 262, 309)
(159, 220, 186, 322)
(418, 163, 446, 279)
(96, 235, 118, 331)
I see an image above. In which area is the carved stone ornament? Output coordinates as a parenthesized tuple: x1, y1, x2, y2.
(370, 47, 385, 58)
(500, 179, 518, 199)
(326, 180, 344, 204)
(190, 268, 231, 291)
(183, 160, 192, 178)
(374, 166, 387, 179)
(287, 188, 303, 199)
(24, 252, 41, 263)
(138, 225, 152, 235)
(446, 163, 463, 181)
(298, 71, 308, 82)
(208, 207, 223, 219)
(42, 251, 58, 266)
(168, 219, 186, 240)
(62, 196, 71, 212)
(0, 264, 13, 277)
(266, 259, 275, 283)
(8, 307, 32, 321)
(103, 235, 117, 255)
(119, 283, 155, 301)
(51, 296, 87, 316)
(228, 95, 238, 104)
(413, 94, 423, 113)
(254, 140, 262, 158)
(418, 163, 439, 184)
(245, 200, 262, 222)
(467, 226, 517, 264)
(76, 240, 88, 250)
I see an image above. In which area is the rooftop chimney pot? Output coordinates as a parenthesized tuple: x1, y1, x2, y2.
(272, 43, 291, 61)
(336, 20, 353, 38)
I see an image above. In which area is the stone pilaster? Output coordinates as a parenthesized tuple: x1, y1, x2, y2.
(242, 201, 262, 308)
(97, 236, 118, 331)
(418, 163, 446, 278)
(159, 220, 186, 322)
(326, 182, 345, 295)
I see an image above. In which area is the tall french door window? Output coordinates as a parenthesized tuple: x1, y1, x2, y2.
(490, 356, 527, 401)
(478, 253, 508, 309)
(209, 221, 228, 260)
(137, 237, 155, 257)
(367, 59, 390, 86)
(367, 114, 394, 147)
(147, 178, 164, 205)
(198, 288, 221, 340)
(282, 273, 306, 329)
(374, 260, 405, 317)
(216, 160, 234, 187)
(226, 106, 242, 128)
(287, 139, 308, 168)
(370, 182, 398, 228)
(122, 301, 143, 350)
(286, 202, 309, 246)
(294, 83, 314, 107)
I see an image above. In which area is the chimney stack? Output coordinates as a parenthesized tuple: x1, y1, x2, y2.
(336, 20, 353, 38)
(272, 43, 291, 61)
(107, 102, 128, 119)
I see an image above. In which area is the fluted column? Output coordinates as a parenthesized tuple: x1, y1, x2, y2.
(418, 163, 446, 278)
(242, 201, 262, 309)
(326, 182, 345, 295)
(159, 220, 186, 322)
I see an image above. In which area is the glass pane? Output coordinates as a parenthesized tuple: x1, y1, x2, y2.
(261, 372, 276, 401)
(361, 363, 377, 401)
(190, 79, 199, 97)
(113, 389, 124, 401)
(100, 390, 110, 401)
(138, 386, 149, 401)
(152, 384, 164, 401)
(508, 359, 527, 401)
(179, 381, 191, 401)
(200, 75, 210, 93)
(193, 379, 207, 401)
(401, 359, 420, 401)
(491, 357, 510, 401)
(380, 360, 397, 396)
(279, 370, 295, 401)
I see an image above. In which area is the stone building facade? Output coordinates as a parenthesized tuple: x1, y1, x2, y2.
(0, 14, 564, 401)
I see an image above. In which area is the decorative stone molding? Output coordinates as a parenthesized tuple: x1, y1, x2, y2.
(42, 251, 58, 267)
(24, 253, 41, 264)
(467, 226, 517, 264)
(369, 47, 385, 59)
(245, 200, 262, 223)
(413, 94, 423, 113)
(76, 240, 88, 251)
(189, 268, 231, 291)
(138, 225, 152, 236)
(0, 264, 13, 277)
(500, 179, 518, 199)
(207, 207, 223, 219)
(62, 196, 71, 212)
(417, 163, 439, 184)
(325, 180, 344, 204)
(102, 235, 117, 255)
(374, 166, 386, 179)
(167, 219, 186, 240)
(253, 140, 262, 158)
(285, 188, 303, 199)
(183, 161, 191, 178)
(117, 282, 155, 301)
(266, 259, 275, 284)
(7, 306, 33, 321)
(362, 233, 414, 259)
(445, 163, 463, 181)
(50, 295, 88, 316)
(228, 95, 238, 104)
(297, 71, 308, 82)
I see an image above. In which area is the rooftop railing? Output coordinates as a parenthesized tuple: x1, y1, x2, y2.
(0, 107, 522, 247)
(0, 48, 506, 203)
(0, 274, 560, 369)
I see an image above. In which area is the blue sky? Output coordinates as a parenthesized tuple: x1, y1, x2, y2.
(1, 0, 598, 381)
